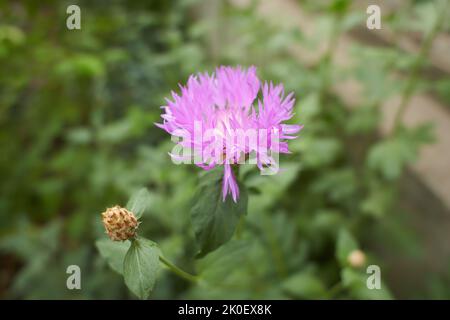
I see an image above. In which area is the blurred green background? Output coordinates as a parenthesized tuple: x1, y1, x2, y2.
(1, 0, 450, 299)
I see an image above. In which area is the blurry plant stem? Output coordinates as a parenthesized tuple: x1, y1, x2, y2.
(318, 13, 342, 103)
(205, 0, 222, 64)
(391, 0, 448, 135)
(159, 255, 200, 284)
(264, 217, 287, 278)
(159, 255, 246, 290)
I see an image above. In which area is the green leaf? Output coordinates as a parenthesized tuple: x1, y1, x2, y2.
(190, 167, 248, 258)
(0, 25, 25, 45)
(336, 229, 358, 266)
(341, 268, 393, 300)
(367, 125, 434, 180)
(341, 12, 365, 31)
(126, 188, 151, 219)
(311, 210, 343, 234)
(412, 2, 439, 35)
(96, 239, 131, 275)
(55, 54, 105, 78)
(311, 169, 356, 202)
(295, 93, 320, 123)
(367, 138, 416, 180)
(329, 0, 351, 14)
(123, 238, 160, 299)
(346, 105, 379, 134)
(246, 162, 301, 213)
(66, 127, 92, 145)
(297, 137, 342, 168)
(197, 240, 252, 285)
(247, 186, 261, 195)
(281, 272, 326, 299)
(435, 78, 450, 105)
(406, 123, 435, 145)
(361, 187, 395, 218)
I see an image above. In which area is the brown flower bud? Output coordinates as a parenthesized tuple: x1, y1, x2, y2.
(347, 249, 366, 268)
(101, 205, 139, 241)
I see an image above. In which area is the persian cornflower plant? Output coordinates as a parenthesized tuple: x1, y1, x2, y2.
(96, 67, 302, 299)
(156, 66, 302, 203)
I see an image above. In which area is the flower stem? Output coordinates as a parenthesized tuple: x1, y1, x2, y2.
(159, 255, 199, 284)
(391, 0, 448, 134)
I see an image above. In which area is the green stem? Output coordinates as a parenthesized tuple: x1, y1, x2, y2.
(317, 11, 344, 105)
(391, 0, 448, 134)
(159, 255, 200, 284)
(264, 218, 287, 278)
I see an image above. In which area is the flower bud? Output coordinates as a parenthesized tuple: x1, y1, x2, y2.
(101, 205, 138, 241)
(347, 249, 366, 268)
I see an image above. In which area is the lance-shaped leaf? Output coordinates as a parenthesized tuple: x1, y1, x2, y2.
(190, 168, 248, 258)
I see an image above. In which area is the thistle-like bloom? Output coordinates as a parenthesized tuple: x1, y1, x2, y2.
(102, 206, 139, 241)
(157, 66, 302, 202)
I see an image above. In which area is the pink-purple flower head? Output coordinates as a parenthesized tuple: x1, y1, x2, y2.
(156, 66, 302, 202)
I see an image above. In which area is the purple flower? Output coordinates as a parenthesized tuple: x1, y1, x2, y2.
(157, 66, 302, 202)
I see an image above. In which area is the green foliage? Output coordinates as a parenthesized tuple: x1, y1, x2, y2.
(196, 240, 253, 286)
(435, 78, 450, 106)
(346, 105, 379, 134)
(191, 168, 248, 257)
(126, 188, 152, 219)
(124, 238, 160, 300)
(96, 240, 130, 274)
(361, 185, 396, 218)
(0, 0, 445, 300)
(336, 229, 358, 267)
(341, 268, 392, 300)
(368, 138, 416, 180)
(281, 272, 327, 299)
(368, 125, 435, 180)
